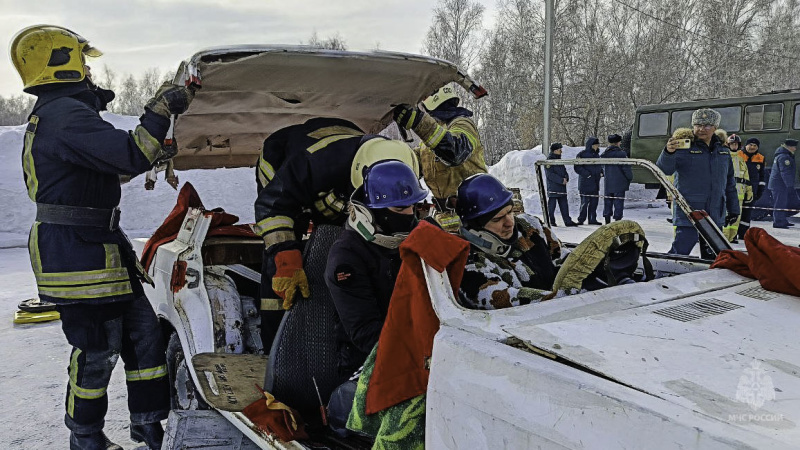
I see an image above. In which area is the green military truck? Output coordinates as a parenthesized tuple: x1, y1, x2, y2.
(626, 90, 800, 191)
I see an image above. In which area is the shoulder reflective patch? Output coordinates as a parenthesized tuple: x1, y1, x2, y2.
(306, 126, 363, 140)
(334, 264, 354, 286)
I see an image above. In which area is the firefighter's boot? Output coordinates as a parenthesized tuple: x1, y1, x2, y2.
(130, 422, 164, 449)
(69, 431, 122, 450)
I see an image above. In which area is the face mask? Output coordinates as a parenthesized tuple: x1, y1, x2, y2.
(374, 208, 418, 234)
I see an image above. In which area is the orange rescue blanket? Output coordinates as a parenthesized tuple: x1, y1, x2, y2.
(711, 227, 800, 297)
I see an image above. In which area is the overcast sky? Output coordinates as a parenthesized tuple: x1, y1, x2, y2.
(1, 0, 497, 98)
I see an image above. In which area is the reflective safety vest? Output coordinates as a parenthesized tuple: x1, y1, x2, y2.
(23, 85, 168, 305)
(729, 151, 752, 202)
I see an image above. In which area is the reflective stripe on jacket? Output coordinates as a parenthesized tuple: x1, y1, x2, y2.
(418, 115, 487, 200)
(23, 83, 169, 304)
(253, 118, 364, 250)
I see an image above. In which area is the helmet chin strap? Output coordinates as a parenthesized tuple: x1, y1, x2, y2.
(347, 201, 408, 249)
(460, 226, 516, 257)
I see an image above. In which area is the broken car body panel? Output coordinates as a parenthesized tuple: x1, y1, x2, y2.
(139, 46, 800, 449)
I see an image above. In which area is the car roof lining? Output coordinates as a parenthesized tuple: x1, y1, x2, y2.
(171, 47, 464, 170)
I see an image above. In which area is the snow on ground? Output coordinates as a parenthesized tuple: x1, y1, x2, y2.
(1, 117, 799, 448)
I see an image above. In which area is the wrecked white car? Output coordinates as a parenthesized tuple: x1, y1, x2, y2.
(136, 46, 800, 450)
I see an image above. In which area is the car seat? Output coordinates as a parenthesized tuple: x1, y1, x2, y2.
(264, 224, 343, 422)
(551, 220, 654, 293)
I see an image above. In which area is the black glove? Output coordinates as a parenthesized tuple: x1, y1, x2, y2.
(393, 104, 423, 130)
(755, 186, 764, 201)
(725, 213, 739, 227)
(145, 81, 196, 118)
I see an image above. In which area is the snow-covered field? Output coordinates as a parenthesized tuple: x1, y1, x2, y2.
(0, 116, 798, 448)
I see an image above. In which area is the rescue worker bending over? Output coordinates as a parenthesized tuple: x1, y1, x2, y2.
(326, 160, 428, 378)
(254, 121, 418, 351)
(11, 25, 195, 450)
(392, 84, 487, 218)
(456, 174, 561, 309)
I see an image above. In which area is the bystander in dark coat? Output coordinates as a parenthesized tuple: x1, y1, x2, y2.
(600, 134, 633, 223)
(575, 137, 602, 224)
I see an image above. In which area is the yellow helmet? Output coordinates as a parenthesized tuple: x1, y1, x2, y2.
(422, 84, 459, 112)
(9, 25, 102, 92)
(350, 138, 420, 189)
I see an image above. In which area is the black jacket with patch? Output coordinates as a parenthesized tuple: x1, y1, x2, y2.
(324, 228, 402, 376)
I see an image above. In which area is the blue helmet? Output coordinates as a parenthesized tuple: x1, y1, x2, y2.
(456, 174, 513, 221)
(363, 160, 428, 208)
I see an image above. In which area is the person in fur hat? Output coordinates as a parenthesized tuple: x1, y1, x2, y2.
(657, 108, 739, 259)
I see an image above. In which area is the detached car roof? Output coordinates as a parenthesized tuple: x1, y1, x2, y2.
(171, 45, 471, 170)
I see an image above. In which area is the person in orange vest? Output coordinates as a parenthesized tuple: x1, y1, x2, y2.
(736, 137, 767, 238)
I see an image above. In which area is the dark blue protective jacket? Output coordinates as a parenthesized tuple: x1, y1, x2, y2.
(656, 134, 739, 227)
(600, 145, 633, 193)
(254, 117, 365, 255)
(767, 146, 797, 191)
(574, 137, 602, 193)
(22, 82, 170, 305)
(545, 152, 568, 198)
(738, 150, 766, 199)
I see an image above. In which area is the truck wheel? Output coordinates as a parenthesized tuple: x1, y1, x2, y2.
(166, 331, 209, 410)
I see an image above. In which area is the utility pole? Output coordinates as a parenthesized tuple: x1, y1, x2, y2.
(543, 0, 554, 155)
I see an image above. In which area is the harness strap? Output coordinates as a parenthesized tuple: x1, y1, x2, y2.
(36, 203, 120, 231)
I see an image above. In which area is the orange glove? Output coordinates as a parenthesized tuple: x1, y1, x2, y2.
(272, 249, 310, 310)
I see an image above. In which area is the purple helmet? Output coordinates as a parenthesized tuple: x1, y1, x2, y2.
(363, 160, 428, 208)
(456, 174, 513, 221)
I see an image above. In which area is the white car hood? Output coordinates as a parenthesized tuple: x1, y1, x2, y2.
(503, 281, 800, 444)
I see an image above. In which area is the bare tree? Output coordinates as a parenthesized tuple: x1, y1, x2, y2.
(470, 0, 798, 162)
(0, 95, 36, 126)
(423, 0, 486, 71)
(307, 31, 348, 50)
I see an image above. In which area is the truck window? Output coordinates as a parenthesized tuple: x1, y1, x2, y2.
(718, 107, 741, 132)
(638, 112, 668, 137)
(794, 104, 800, 129)
(671, 107, 741, 133)
(745, 103, 783, 131)
(670, 110, 693, 133)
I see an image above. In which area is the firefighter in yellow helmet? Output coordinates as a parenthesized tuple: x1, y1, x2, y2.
(392, 84, 487, 225)
(10, 25, 196, 450)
